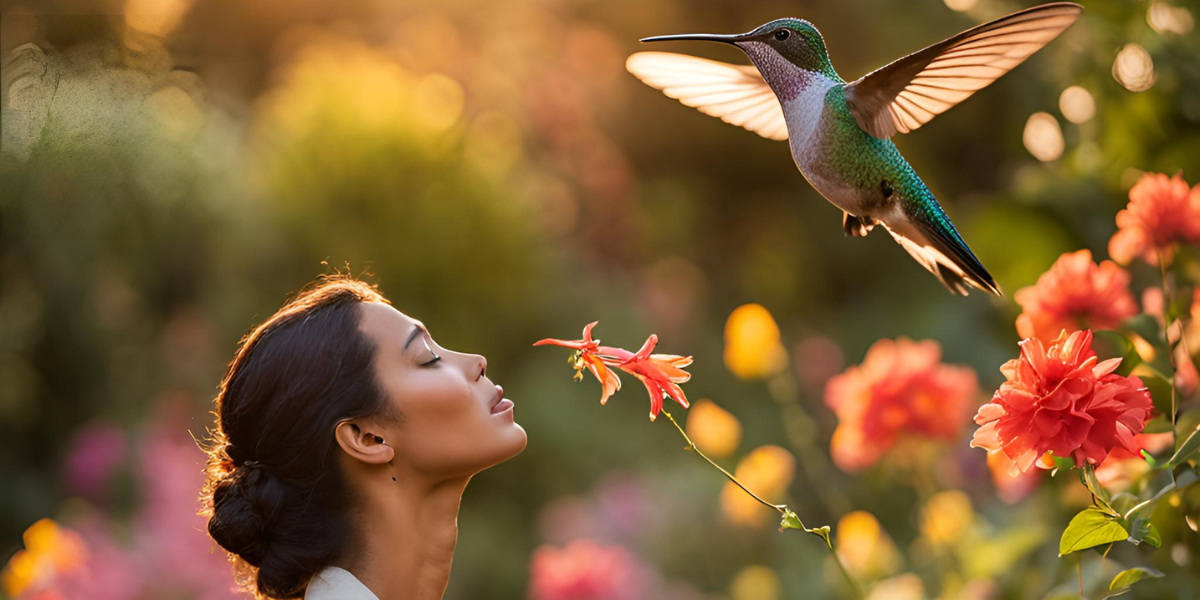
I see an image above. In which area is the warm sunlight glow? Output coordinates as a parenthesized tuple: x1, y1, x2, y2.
(1058, 86, 1095, 124)
(125, 0, 192, 37)
(1022, 112, 1064, 162)
(1113, 43, 1156, 92)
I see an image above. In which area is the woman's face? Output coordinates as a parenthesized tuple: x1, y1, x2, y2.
(359, 302, 527, 479)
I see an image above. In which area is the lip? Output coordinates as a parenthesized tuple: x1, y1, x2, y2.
(490, 385, 514, 415)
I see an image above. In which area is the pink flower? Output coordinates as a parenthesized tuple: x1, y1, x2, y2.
(529, 540, 648, 600)
(1014, 250, 1137, 343)
(825, 338, 978, 472)
(972, 330, 1153, 474)
(1109, 172, 1200, 265)
(64, 423, 127, 498)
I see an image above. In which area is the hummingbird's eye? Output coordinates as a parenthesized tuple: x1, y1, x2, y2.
(881, 180, 895, 198)
(774, 29, 790, 41)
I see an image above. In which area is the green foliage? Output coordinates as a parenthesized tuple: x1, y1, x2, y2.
(1168, 424, 1200, 468)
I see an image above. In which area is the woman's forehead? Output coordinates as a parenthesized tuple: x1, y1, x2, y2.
(359, 302, 419, 339)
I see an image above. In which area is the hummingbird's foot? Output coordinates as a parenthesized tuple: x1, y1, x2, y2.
(842, 212, 876, 237)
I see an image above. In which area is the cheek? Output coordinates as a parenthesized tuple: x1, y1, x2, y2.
(390, 374, 523, 476)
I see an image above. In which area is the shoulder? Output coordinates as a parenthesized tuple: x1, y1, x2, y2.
(305, 566, 380, 600)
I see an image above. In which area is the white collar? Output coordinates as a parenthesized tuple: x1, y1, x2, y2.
(305, 566, 380, 600)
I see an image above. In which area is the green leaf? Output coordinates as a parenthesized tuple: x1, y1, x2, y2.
(1059, 508, 1130, 556)
(1168, 423, 1200, 468)
(1142, 374, 1175, 420)
(779, 509, 833, 550)
(1109, 567, 1164, 591)
(1128, 518, 1162, 548)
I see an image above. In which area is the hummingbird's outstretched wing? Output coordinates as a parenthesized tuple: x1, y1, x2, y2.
(626, 52, 788, 141)
(879, 207, 1001, 296)
(844, 2, 1083, 139)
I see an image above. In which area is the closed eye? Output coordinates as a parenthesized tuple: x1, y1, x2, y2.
(421, 355, 441, 367)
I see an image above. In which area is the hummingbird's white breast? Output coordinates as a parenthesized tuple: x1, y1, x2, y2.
(780, 77, 865, 213)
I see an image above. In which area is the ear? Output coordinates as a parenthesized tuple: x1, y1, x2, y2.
(334, 419, 395, 465)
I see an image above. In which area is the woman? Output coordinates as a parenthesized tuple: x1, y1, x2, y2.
(202, 276, 527, 600)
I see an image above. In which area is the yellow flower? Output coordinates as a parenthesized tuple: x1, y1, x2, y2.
(1, 519, 87, 598)
(723, 304, 788, 380)
(686, 399, 743, 459)
(730, 565, 781, 600)
(920, 490, 974, 549)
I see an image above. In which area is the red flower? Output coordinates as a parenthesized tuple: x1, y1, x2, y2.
(535, 323, 692, 421)
(824, 338, 978, 472)
(971, 330, 1153, 474)
(1014, 250, 1138, 343)
(1109, 172, 1200, 265)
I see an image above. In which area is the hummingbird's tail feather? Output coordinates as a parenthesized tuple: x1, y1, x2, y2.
(881, 215, 1001, 297)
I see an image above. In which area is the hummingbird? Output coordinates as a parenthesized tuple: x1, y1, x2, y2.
(627, 3, 1083, 296)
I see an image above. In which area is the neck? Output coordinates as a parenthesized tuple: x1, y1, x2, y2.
(738, 41, 838, 103)
(339, 473, 470, 600)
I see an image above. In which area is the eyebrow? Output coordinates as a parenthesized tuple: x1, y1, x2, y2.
(404, 324, 425, 350)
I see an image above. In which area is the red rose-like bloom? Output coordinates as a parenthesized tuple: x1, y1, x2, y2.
(972, 330, 1153, 474)
(1014, 250, 1137, 343)
(825, 338, 978, 472)
(1109, 172, 1200, 265)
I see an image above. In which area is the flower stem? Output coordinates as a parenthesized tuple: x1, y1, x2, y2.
(660, 409, 863, 600)
(1157, 250, 1180, 457)
(660, 409, 784, 512)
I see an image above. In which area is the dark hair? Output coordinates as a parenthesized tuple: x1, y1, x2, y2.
(202, 275, 392, 599)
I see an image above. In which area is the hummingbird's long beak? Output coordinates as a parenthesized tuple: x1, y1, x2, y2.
(639, 33, 747, 45)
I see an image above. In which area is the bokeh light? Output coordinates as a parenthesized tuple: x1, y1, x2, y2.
(1148, 2, 1194, 36)
(943, 0, 979, 12)
(720, 446, 795, 526)
(1113, 43, 1156, 92)
(835, 511, 901, 581)
(685, 399, 743, 459)
(729, 565, 781, 600)
(1058, 86, 1095, 124)
(723, 304, 788, 380)
(1022, 112, 1064, 162)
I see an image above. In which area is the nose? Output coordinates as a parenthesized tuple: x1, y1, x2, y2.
(474, 354, 487, 381)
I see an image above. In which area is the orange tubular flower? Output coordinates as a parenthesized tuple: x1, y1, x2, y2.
(613, 334, 692, 421)
(534, 322, 622, 405)
(1108, 172, 1200, 265)
(535, 323, 693, 420)
(1014, 250, 1138, 343)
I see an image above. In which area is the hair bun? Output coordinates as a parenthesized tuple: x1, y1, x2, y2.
(208, 462, 282, 566)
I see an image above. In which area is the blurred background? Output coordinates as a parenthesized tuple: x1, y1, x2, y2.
(0, 0, 1198, 598)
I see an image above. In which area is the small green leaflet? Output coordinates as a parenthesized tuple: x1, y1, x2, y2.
(1168, 423, 1200, 468)
(1100, 567, 1165, 598)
